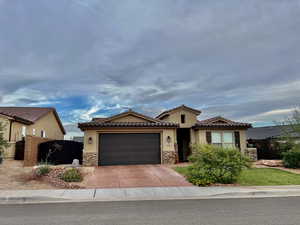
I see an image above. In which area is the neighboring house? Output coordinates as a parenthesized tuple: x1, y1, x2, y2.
(247, 125, 300, 159)
(73, 136, 84, 143)
(0, 107, 66, 159)
(247, 125, 300, 142)
(78, 105, 251, 166)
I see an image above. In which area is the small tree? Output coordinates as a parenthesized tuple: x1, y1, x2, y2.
(279, 109, 300, 147)
(0, 122, 10, 163)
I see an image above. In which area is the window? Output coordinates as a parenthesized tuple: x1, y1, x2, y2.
(32, 129, 36, 136)
(223, 132, 234, 148)
(211, 132, 234, 148)
(181, 114, 186, 123)
(21, 126, 26, 137)
(212, 132, 222, 146)
(41, 130, 46, 138)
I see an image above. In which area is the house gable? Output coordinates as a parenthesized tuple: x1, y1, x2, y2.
(29, 111, 65, 139)
(110, 115, 150, 123)
(102, 110, 160, 123)
(157, 105, 200, 128)
(195, 116, 252, 129)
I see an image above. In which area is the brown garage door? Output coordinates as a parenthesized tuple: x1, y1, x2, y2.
(99, 133, 161, 166)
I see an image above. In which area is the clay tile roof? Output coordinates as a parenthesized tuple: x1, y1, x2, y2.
(194, 116, 251, 128)
(78, 121, 179, 130)
(156, 104, 201, 119)
(91, 117, 106, 122)
(0, 107, 66, 134)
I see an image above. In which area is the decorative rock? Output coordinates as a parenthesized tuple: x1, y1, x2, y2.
(44, 168, 82, 189)
(244, 148, 258, 161)
(257, 160, 284, 167)
(72, 159, 80, 167)
(83, 152, 98, 166)
(162, 151, 176, 164)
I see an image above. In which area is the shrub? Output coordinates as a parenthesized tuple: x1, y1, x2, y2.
(282, 145, 300, 168)
(186, 144, 250, 186)
(59, 168, 82, 182)
(35, 165, 51, 176)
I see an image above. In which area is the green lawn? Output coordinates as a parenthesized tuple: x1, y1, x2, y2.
(174, 167, 300, 186)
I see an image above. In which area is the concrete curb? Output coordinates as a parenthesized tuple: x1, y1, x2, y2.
(1, 186, 300, 205)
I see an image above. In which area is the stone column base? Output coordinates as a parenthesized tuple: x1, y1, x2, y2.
(162, 151, 176, 164)
(83, 152, 98, 166)
(244, 148, 258, 161)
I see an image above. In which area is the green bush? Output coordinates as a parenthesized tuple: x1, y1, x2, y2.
(60, 168, 82, 182)
(186, 144, 250, 186)
(35, 165, 51, 176)
(282, 145, 300, 168)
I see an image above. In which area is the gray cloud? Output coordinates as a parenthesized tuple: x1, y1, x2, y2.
(0, 0, 299, 130)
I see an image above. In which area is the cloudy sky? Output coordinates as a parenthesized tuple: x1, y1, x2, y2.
(0, 0, 299, 138)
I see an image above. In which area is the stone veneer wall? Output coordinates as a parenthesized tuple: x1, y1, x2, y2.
(83, 152, 98, 166)
(162, 151, 176, 164)
(244, 148, 258, 161)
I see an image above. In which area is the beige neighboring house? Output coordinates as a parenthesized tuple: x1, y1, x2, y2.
(78, 105, 252, 166)
(0, 107, 66, 159)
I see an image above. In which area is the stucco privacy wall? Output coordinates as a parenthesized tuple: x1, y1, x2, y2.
(82, 128, 177, 166)
(23, 135, 52, 167)
(195, 129, 247, 153)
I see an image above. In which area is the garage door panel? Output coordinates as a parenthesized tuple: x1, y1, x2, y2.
(99, 133, 161, 166)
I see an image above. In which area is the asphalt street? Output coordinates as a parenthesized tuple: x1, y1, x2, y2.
(1, 197, 300, 225)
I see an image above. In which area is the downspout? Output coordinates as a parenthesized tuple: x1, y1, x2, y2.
(8, 120, 13, 142)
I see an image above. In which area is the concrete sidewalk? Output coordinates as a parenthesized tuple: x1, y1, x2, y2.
(2, 185, 300, 204)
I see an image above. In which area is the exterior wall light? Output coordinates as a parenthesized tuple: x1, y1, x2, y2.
(166, 136, 172, 143)
(88, 137, 93, 144)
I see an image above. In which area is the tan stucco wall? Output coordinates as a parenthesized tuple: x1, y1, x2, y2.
(195, 129, 247, 153)
(160, 109, 197, 128)
(110, 115, 149, 123)
(11, 121, 24, 142)
(28, 111, 64, 140)
(0, 115, 10, 141)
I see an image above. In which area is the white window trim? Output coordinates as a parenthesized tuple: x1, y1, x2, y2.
(32, 128, 36, 136)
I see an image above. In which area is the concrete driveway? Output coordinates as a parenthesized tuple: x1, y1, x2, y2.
(84, 165, 192, 188)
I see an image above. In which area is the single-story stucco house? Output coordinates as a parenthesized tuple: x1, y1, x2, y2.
(78, 105, 252, 166)
(0, 107, 66, 159)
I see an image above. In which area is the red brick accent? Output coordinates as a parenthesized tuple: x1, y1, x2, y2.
(23, 135, 52, 167)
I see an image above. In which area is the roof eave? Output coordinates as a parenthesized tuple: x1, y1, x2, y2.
(193, 124, 252, 129)
(78, 123, 179, 131)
